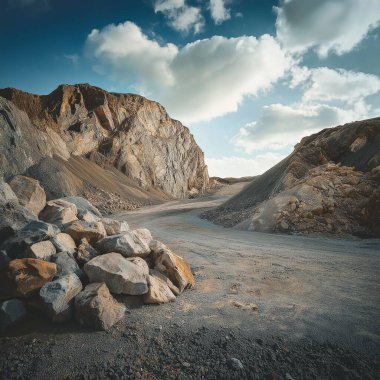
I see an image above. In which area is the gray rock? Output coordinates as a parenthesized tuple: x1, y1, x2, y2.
(27, 240, 56, 260)
(228, 358, 243, 370)
(84, 253, 149, 295)
(75, 282, 126, 330)
(39, 273, 82, 322)
(0, 179, 18, 204)
(0, 299, 27, 331)
(97, 228, 152, 258)
(0, 250, 10, 269)
(62, 196, 102, 219)
(101, 218, 129, 235)
(39, 199, 78, 226)
(75, 238, 99, 266)
(50, 252, 84, 280)
(8, 175, 46, 216)
(51, 232, 76, 254)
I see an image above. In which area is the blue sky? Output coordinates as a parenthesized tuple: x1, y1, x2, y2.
(1, 0, 380, 177)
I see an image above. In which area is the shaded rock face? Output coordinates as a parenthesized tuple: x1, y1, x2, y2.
(0, 84, 209, 199)
(203, 118, 380, 237)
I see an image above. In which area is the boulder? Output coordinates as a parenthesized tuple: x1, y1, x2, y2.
(143, 273, 176, 305)
(51, 232, 76, 254)
(75, 238, 99, 266)
(27, 240, 56, 260)
(39, 199, 78, 225)
(0, 258, 57, 300)
(64, 220, 106, 244)
(0, 299, 27, 332)
(2, 220, 60, 259)
(96, 228, 152, 258)
(150, 240, 195, 293)
(150, 268, 180, 296)
(62, 196, 102, 220)
(101, 218, 129, 235)
(8, 175, 46, 216)
(0, 180, 18, 204)
(50, 252, 84, 280)
(39, 273, 82, 322)
(84, 253, 149, 295)
(75, 282, 126, 330)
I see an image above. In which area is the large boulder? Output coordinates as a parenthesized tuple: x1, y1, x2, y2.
(150, 240, 195, 293)
(75, 238, 99, 266)
(50, 232, 76, 254)
(62, 196, 102, 221)
(0, 299, 27, 332)
(50, 252, 84, 280)
(39, 273, 82, 322)
(26, 240, 56, 260)
(143, 273, 176, 305)
(84, 253, 149, 295)
(64, 220, 106, 244)
(0, 258, 57, 300)
(101, 218, 129, 235)
(39, 199, 78, 226)
(8, 175, 46, 216)
(75, 282, 126, 330)
(96, 229, 152, 258)
(2, 220, 60, 259)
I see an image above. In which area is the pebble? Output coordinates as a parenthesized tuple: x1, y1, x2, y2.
(228, 357, 244, 370)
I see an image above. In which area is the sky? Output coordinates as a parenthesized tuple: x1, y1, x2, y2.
(1, 0, 380, 177)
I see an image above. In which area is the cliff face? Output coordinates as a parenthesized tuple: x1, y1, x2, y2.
(0, 84, 209, 199)
(203, 118, 380, 237)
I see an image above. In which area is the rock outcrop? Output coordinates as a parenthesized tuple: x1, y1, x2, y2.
(203, 118, 380, 237)
(0, 84, 209, 207)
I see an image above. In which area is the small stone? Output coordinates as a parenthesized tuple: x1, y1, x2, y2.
(228, 358, 243, 370)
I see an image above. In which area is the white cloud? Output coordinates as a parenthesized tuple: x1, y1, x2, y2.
(209, 0, 231, 25)
(275, 0, 380, 57)
(233, 102, 370, 153)
(154, 0, 204, 34)
(207, 153, 287, 177)
(86, 22, 290, 124)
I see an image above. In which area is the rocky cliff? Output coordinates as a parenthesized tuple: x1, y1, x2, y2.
(203, 118, 380, 237)
(0, 84, 209, 207)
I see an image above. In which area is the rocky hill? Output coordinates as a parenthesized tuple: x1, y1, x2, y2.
(0, 84, 209, 210)
(203, 118, 380, 237)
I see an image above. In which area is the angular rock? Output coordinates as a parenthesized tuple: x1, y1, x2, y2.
(8, 175, 46, 216)
(101, 218, 129, 235)
(150, 240, 195, 293)
(0, 179, 18, 204)
(75, 282, 126, 330)
(39, 273, 82, 322)
(84, 253, 148, 295)
(97, 228, 152, 258)
(27, 240, 56, 260)
(64, 220, 106, 244)
(150, 268, 180, 296)
(0, 299, 27, 332)
(51, 232, 76, 254)
(39, 199, 78, 225)
(75, 238, 99, 266)
(0, 258, 57, 299)
(62, 196, 102, 220)
(50, 252, 84, 280)
(144, 273, 176, 305)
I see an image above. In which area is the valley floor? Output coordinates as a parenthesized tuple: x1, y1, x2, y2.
(1, 183, 379, 379)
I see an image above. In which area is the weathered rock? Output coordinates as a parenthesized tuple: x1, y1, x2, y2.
(84, 253, 148, 295)
(150, 268, 180, 296)
(39, 199, 78, 225)
(75, 238, 99, 266)
(62, 196, 102, 221)
(150, 240, 195, 293)
(39, 273, 82, 322)
(50, 232, 76, 254)
(0, 299, 27, 331)
(96, 229, 152, 258)
(2, 220, 60, 259)
(101, 218, 129, 235)
(143, 273, 176, 304)
(27, 240, 56, 260)
(8, 175, 46, 216)
(64, 220, 106, 244)
(0, 180, 18, 204)
(0, 258, 57, 299)
(50, 252, 84, 280)
(75, 282, 126, 330)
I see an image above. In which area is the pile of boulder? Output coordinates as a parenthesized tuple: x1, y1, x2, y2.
(0, 175, 195, 332)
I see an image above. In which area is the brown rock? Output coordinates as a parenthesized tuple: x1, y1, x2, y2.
(51, 232, 76, 254)
(27, 240, 56, 260)
(75, 238, 99, 266)
(0, 258, 57, 299)
(64, 220, 106, 244)
(39, 199, 78, 225)
(143, 273, 176, 304)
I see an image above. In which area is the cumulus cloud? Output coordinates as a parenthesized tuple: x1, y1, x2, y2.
(154, 0, 204, 34)
(86, 22, 290, 123)
(275, 0, 380, 57)
(209, 0, 231, 25)
(207, 153, 287, 177)
(233, 102, 370, 153)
